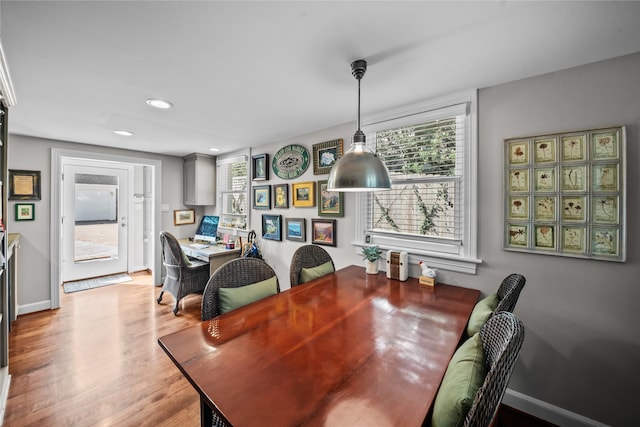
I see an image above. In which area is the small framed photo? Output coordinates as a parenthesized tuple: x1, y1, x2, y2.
(561, 134, 586, 161)
(591, 227, 619, 257)
(311, 218, 336, 246)
(262, 214, 282, 241)
(508, 169, 529, 192)
(317, 180, 343, 217)
(173, 209, 195, 225)
(312, 139, 344, 175)
(534, 225, 555, 250)
(562, 226, 586, 254)
(253, 185, 271, 209)
(508, 140, 529, 165)
(273, 184, 289, 208)
(508, 196, 528, 220)
(285, 218, 306, 242)
(252, 153, 269, 181)
(15, 203, 35, 221)
(592, 131, 618, 160)
(292, 181, 315, 207)
(507, 224, 528, 247)
(9, 169, 41, 201)
(534, 138, 556, 163)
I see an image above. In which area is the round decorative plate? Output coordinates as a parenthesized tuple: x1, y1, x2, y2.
(272, 144, 310, 179)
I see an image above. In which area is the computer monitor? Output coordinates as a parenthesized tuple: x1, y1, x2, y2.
(194, 215, 219, 243)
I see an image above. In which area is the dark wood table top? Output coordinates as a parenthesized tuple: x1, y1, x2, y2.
(158, 265, 480, 427)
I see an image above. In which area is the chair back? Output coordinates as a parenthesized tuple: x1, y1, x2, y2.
(201, 257, 280, 320)
(464, 312, 525, 427)
(160, 231, 189, 271)
(289, 245, 335, 287)
(495, 273, 526, 313)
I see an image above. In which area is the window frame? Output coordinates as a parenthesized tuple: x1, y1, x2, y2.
(354, 90, 480, 274)
(216, 149, 250, 232)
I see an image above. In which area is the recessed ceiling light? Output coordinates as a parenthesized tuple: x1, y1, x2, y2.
(209, 148, 220, 152)
(114, 130, 134, 136)
(145, 98, 173, 109)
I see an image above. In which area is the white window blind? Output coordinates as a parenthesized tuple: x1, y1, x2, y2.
(216, 152, 249, 230)
(356, 92, 479, 274)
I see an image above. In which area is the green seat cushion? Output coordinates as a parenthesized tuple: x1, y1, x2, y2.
(466, 293, 499, 337)
(431, 333, 487, 427)
(219, 276, 278, 314)
(300, 261, 334, 284)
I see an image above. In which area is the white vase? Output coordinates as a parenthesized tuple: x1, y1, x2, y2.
(365, 259, 379, 274)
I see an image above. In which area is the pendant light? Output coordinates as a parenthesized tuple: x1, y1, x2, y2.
(327, 59, 391, 192)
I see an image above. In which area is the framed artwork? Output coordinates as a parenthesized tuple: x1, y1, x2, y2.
(252, 154, 269, 181)
(312, 139, 343, 175)
(507, 224, 528, 247)
(285, 218, 306, 242)
(311, 218, 336, 247)
(508, 140, 529, 165)
(534, 225, 555, 250)
(561, 166, 586, 192)
(273, 184, 289, 208)
(561, 134, 586, 161)
(592, 132, 618, 160)
(262, 214, 282, 241)
(15, 203, 35, 221)
(508, 169, 529, 192)
(534, 168, 555, 192)
(9, 169, 41, 200)
(173, 209, 195, 225)
(292, 181, 315, 207)
(252, 185, 271, 210)
(504, 125, 626, 261)
(562, 226, 586, 254)
(272, 144, 310, 179)
(534, 196, 555, 221)
(317, 180, 343, 217)
(534, 138, 556, 163)
(508, 196, 528, 220)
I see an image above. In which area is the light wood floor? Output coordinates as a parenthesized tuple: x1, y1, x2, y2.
(5, 272, 202, 426)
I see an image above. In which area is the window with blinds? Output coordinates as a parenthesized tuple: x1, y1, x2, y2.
(216, 152, 249, 230)
(356, 91, 479, 273)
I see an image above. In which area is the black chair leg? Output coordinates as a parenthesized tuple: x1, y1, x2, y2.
(157, 290, 164, 304)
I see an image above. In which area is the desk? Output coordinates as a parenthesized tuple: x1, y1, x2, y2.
(159, 265, 479, 427)
(178, 239, 241, 275)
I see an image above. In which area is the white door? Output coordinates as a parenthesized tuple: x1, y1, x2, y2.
(62, 163, 130, 282)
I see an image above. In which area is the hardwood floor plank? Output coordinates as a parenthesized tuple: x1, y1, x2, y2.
(5, 273, 202, 427)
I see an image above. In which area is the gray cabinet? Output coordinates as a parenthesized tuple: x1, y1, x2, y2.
(183, 153, 216, 206)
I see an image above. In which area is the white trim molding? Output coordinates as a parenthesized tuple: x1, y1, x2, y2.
(0, 39, 17, 107)
(504, 388, 609, 427)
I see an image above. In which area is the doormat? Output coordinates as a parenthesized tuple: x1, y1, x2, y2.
(63, 273, 132, 294)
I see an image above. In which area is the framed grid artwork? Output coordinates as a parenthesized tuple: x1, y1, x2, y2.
(503, 126, 626, 261)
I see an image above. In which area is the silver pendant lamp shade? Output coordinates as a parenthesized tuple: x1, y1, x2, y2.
(327, 60, 392, 192)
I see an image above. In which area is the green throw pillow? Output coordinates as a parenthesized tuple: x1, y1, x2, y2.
(466, 293, 499, 337)
(300, 261, 334, 284)
(431, 333, 487, 427)
(219, 276, 278, 314)
(180, 250, 192, 267)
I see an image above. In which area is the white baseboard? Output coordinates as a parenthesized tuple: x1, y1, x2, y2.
(504, 388, 609, 427)
(18, 300, 52, 315)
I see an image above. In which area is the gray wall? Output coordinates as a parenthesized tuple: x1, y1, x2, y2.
(473, 53, 639, 425)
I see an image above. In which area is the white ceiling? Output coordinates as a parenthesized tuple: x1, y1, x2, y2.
(2, 1, 640, 157)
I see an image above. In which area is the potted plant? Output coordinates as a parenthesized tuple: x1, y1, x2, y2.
(361, 245, 383, 274)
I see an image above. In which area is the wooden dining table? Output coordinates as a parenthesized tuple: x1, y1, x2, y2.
(158, 265, 480, 427)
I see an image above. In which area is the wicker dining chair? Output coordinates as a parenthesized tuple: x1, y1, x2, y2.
(289, 245, 335, 287)
(463, 311, 525, 427)
(495, 273, 526, 313)
(157, 231, 210, 315)
(201, 257, 280, 321)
